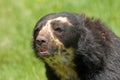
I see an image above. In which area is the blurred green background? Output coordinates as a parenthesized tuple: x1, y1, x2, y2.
(0, 0, 120, 80)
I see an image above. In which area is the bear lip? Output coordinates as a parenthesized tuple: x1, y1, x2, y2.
(40, 50, 49, 54)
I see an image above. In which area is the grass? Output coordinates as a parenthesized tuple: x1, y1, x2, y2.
(0, 0, 120, 80)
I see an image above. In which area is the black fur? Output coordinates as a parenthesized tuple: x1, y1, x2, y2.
(33, 12, 120, 80)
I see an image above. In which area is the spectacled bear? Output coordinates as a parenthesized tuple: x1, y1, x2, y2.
(33, 12, 120, 80)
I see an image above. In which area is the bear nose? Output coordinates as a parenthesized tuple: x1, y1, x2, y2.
(36, 36, 48, 46)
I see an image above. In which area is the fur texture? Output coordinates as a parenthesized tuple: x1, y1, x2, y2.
(33, 12, 120, 80)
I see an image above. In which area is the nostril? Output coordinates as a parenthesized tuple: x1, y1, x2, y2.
(36, 39, 46, 45)
(36, 36, 47, 46)
(41, 40, 46, 43)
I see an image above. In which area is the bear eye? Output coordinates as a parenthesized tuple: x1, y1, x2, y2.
(55, 27, 63, 33)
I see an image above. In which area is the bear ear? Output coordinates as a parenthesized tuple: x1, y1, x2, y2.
(79, 13, 85, 23)
(75, 13, 85, 26)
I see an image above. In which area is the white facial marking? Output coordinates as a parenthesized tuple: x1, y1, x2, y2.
(54, 17, 68, 22)
(53, 17, 72, 25)
(46, 20, 55, 40)
(37, 20, 55, 41)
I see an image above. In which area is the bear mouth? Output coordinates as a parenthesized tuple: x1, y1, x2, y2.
(38, 46, 58, 56)
(39, 46, 49, 55)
